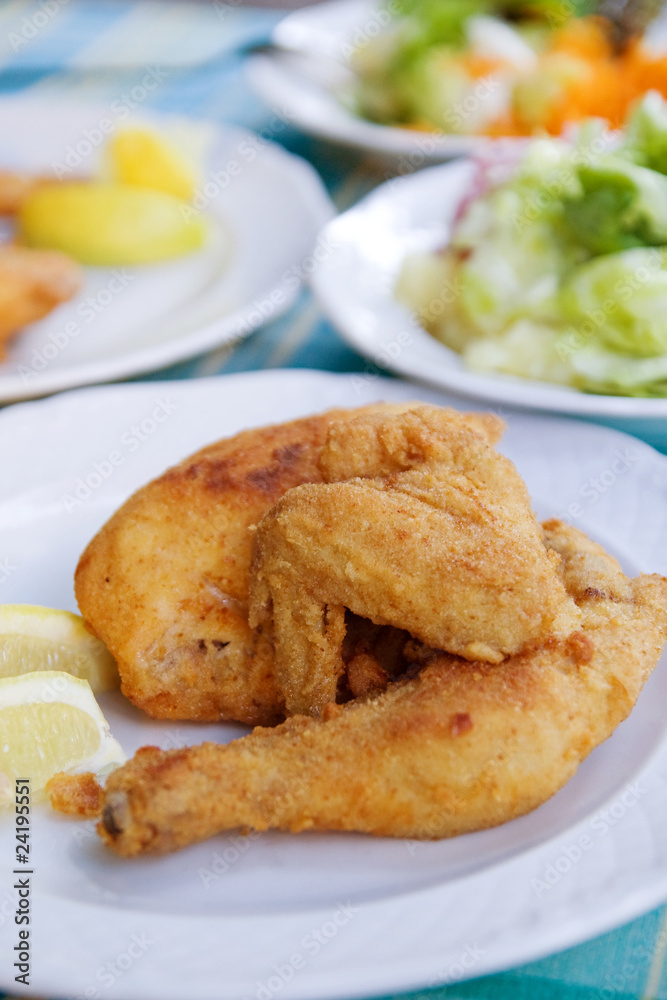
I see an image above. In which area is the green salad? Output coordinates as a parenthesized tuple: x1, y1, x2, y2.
(396, 92, 667, 396)
(351, 0, 595, 130)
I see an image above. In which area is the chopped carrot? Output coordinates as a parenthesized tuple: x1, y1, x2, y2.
(476, 18, 667, 137)
(549, 17, 614, 61)
(462, 54, 507, 79)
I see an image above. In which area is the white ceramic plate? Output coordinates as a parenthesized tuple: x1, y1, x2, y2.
(246, 0, 483, 162)
(311, 160, 667, 431)
(1, 369, 667, 1000)
(0, 96, 334, 403)
(248, 0, 667, 163)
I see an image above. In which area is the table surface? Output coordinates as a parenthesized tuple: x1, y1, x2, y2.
(1, 2, 667, 998)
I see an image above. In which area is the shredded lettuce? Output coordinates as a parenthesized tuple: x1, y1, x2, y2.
(622, 90, 667, 175)
(353, 0, 598, 127)
(397, 93, 667, 396)
(560, 248, 667, 357)
(571, 344, 667, 396)
(562, 156, 667, 254)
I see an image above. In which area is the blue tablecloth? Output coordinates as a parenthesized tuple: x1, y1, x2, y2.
(1, 2, 666, 998)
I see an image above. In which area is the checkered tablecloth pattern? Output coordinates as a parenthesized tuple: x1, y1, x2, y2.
(1, 2, 666, 998)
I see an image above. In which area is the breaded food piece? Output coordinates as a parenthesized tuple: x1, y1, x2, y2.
(75, 404, 501, 725)
(98, 523, 667, 857)
(249, 406, 580, 716)
(47, 772, 104, 818)
(0, 171, 45, 215)
(0, 245, 82, 358)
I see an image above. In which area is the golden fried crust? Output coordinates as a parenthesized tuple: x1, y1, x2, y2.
(47, 772, 104, 818)
(0, 246, 82, 357)
(78, 403, 467, 724)
(99, 523, 667, 856)
(249, 406, 580, 716)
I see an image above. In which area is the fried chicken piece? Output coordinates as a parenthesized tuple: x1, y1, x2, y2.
(75, 404, 501, 725)
(249, 406, 581, 717)
(47, 772, 104, 818)
(0, 171, 45, 215)
(0, 246, 82, 358)
(346, 649, 390, 698)
(98, 523, 667, 856)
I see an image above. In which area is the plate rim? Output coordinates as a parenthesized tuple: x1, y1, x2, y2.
(0, 95, 335, 404)
(246, 50, 483, 161)
(310, 160, 667, 419)
(2, 369, 667, 999)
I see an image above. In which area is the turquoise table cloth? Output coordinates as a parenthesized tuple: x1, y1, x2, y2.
(0, 2, 666, 998)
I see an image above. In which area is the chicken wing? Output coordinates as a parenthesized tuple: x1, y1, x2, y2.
(249, 406, 581, 717)
(98, 521, 667, 856)
(75, 404, 503, 725)
(0, 245, 82, 358)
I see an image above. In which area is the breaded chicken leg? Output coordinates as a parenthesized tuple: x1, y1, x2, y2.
(75, 404, 503, 725)
(249, 407, 581, 716)
(99, 522, 667, 856)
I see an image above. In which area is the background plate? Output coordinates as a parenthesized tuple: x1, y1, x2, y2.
(247, 46, 481, 162)
(0, 95, 334, 403)
(0, 370, 666, 1000)
(311, 160, 667, 440)
(250, 0, 667, 163)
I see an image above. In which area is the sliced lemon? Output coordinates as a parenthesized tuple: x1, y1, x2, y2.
(108, 127, 197, 201)
(0, 671, 125, 795)
(19, 182, 207, 266)
(0, 605, 119, 692)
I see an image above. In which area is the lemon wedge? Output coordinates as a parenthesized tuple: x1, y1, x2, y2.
(19, 182, 207, 266)
(0, 605, 118, 692)
(0, 671, 125, 794)
(108, 127, 197, 201)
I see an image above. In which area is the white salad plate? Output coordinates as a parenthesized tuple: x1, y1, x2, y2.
(311, 159, 667, 429)
(1, 369, 667, 1000)
(249, 0, 667, 163)
(247, 0, 484, 162)
(0, 96, 334, 403)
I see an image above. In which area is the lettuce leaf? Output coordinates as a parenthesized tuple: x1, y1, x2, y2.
(562, 156, 667, 255)
(571, 344, 667, 396)
(623, 90, 667, 175)
(560, 247, 667, 357)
